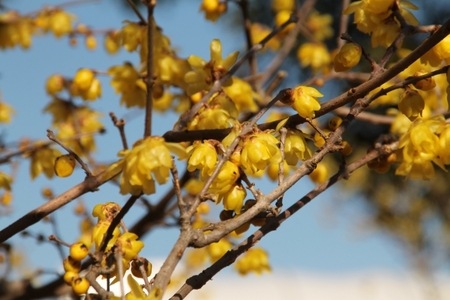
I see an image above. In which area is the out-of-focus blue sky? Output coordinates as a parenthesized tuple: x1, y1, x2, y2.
(0, 0, 435, 288)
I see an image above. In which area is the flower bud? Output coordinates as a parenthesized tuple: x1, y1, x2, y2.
(333, 43, 361, 72)
(412, 71, 436, 91)
(54, 154, 76, 178)
(398, 89, 424, 121)
(282, 86, 323, 119)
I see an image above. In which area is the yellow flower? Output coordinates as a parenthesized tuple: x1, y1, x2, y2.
(71, 69, 102, 101)
(206, 238, 232, 263)
(297, 42, 331, 73)
(343, 1, 390, 34)
(371, 18, 400, 48)
(46, 74, 65, 95)
(283, 86, 323, 119)
(54, 107, 103, 155)
(187, 93, 238, 130)
(91, 220, 121, 251)
(412, 71, 436, 91)
(185, 39, 238, 95)
(396, 117, 445, 180)
(185, 179, 206, 196)
(271, 0, 295, 12)
(274, 10, 295, 36)
(104, 30, 121, 54)
(85, 34, 97, 50)
(116, 232, 144, 261)
(250, 23, 280, 50)
(421, 34, 450, 67)
(309, 162, 329, 184)
(119, 21, 145, 52)
(187, 140, 218, 180)
(438, 125, 450, 165)
(0, 172, 12, 191)
(157, 55, 191, 90)
(92, 202, 121, 221)
(200, 0, 227, 22)
(0, 12, 34, 49)
(284, 129, 313, 166)
(334, 43, 362, 72)
(240, 132, 282, 175)
(108, 62, 146, 108)
(0, 192, 12, 206)
(219, 183, 247, 214)
(208, 161, 240, 195)
(266, 160, 290, 181)
(365, 0, 395, 14)
(390, 110, 412, 136)
(398, 89, 424, 121)
(0, 101, 14, 123)
(48, 9, 74, 38)
(111, 137, 173, 195)
(54, 154, 76, 178)
(305, 11, 334, 41)
(235, 248, 271, 275)
(30, 146, 62, 179)
(222, 77, 260, 113)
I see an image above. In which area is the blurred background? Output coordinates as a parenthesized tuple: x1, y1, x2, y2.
(1, 0, 450, 299)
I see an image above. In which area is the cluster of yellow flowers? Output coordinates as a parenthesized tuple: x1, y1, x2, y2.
(395, 115, 450, 180)
(106, 137, 185, 195)
(46, 69, 102, 102)
(344, 0, 419, 48)
(63, 202, 150, 296)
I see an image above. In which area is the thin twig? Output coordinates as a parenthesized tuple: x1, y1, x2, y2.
(47, 129, 93, 177)
(0, 129, 104, 165)
(48, 234, 71, 248)
(98, 194, 140, 254)
(170, 159, 186, 225)
(114, 251, 126, 300)
(0, 168, 119, 243)
(126, 0, 147, 24)
(136, 257, 151, 292)
(257, 0, 317, 88)
(276, 127, 287, 209)
(48, 217, 66, 260)
(109, 112, 129, 150)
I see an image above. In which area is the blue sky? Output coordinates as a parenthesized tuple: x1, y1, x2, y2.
(0, 0, 430, 287)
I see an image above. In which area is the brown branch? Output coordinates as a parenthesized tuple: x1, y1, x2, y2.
(333, 106, 395, 125)
(171, 140, 399, 300)
(0, 168, 120, 243)
(337, 0, 350, 49)
(143, 1, 155, 138)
